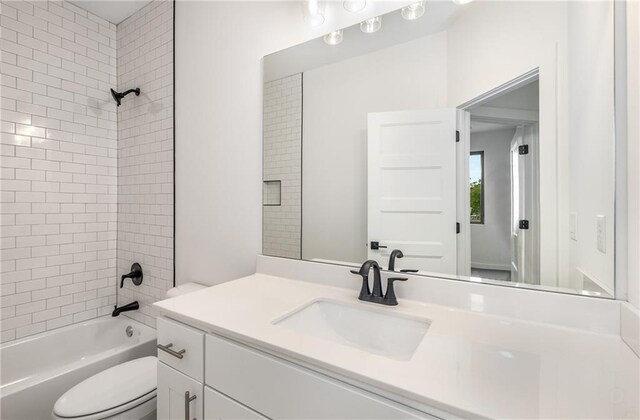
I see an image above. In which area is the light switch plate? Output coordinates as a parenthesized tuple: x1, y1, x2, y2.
(570, 212, 578, 241)
(596, 215, 606, 253)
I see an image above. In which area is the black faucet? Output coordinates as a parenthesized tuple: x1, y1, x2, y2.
(388, 249, 419, 274)
(112, 301, 139, 317)
(351, 260, 407, 306)
(120, 263, 143, 288)
(388, 249, 403, 271)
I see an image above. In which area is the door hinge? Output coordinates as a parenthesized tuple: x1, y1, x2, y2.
(519, 219, 530, 229)
(519, 145, 529, 155)
(456, 222, 461, 234)
(456, 130, 460, 143)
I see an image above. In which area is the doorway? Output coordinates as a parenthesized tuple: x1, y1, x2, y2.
(458, 71, 540, 284)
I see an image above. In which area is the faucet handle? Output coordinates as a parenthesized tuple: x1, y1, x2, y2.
(350, 269, 371, 300)
(400, 269, 419, 273)
(383, 277, 407, 306)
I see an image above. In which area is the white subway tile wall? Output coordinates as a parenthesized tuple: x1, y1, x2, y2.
(262, 74, 302, 259)
(116, 0, 173, 328)
(1, 0, 119, 342)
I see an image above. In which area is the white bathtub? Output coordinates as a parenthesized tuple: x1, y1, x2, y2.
(0, 316, 156, 420)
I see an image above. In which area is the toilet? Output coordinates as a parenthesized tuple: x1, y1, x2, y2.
(52, 356, 157, 420)
(52, 283, 206, 420)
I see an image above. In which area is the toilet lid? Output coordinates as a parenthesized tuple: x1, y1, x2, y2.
(54, 356, 157, 418)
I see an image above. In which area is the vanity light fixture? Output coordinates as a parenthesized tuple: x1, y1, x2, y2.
(360, 16, 382, 33)
(451, 0, 474, 4)
(324, 30, 344, 45)
(343, 0, 366, 13)
(401, 1, 426, 20)
(304, 0, 325, 26)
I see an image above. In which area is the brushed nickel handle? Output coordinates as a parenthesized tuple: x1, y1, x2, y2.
(185, 391, 197, 420)
(157, 342, 185, 359)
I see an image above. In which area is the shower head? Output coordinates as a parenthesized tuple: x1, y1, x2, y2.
(110, 87, 141, 107)
(110, 88, 121, 106)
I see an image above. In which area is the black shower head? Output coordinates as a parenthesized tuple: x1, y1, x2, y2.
(110, 88, 121, 106)
(110, 87, 141, 107)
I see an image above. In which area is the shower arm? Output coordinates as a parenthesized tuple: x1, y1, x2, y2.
(120, 88, 140, 97)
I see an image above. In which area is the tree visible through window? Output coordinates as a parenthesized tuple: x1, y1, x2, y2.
(470, 152, 484, 224)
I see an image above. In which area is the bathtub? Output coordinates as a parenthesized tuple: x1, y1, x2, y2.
(0, 316, 156, 420)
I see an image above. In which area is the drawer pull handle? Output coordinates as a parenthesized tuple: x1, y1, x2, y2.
(157, 342, 186, 359)
(185, 391, 197, 420)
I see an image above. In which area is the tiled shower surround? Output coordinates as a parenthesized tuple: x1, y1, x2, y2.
(0, 0, 173, 342)
(263, 74, 302, 259)
(116, 0, 174, 328)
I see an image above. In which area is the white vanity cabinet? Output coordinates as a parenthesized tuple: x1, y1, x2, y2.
(156, 317, 205, 420)
(157, 316, 434, 419)
(158, 362, 204, 420)
(204, 334, 433, 419)
(204, 387, 266, 419)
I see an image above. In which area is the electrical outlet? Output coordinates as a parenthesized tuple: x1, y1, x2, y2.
(570, 212, 578, 241)
(596, 215, 606, 253)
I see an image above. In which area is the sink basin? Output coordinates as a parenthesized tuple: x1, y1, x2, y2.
(273, 299, 430, 361)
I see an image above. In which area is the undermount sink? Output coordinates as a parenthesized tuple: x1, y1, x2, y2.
(273, 299, 430, 361)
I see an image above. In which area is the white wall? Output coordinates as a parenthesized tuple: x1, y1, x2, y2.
(566, 1, 615, 294)
(174, 1, 409, 286)
(0, 0, 118, 342)
(627, 0, 640, 309)
(116, 0, 174, 328)
(174, 1, 618, 295)
(470, 128, 515, 271)
(301, 33, 448, 264)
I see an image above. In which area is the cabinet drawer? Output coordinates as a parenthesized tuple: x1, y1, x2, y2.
(157, 317, 204, 382)
(204, 386, 266, 420)
(205, 335, 432, 419)
(157, 362, 203, 420)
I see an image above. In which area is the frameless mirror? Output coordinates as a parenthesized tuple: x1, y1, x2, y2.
(262, 1, 615, 297)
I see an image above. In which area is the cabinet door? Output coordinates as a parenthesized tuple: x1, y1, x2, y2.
(204, 386, 266, 420)
(205, 335, 434, 419)
(158, 361, 204, 420)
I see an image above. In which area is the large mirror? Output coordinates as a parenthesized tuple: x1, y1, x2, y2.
(262, 0, 615, 297)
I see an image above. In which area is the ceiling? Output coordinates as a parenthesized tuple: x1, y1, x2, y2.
(69, 1, 151, 25)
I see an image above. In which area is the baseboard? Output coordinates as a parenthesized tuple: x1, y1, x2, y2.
(621, 303, 640, 357)
(470, 262, 511, 271)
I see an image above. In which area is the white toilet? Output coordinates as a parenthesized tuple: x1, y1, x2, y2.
(52, 283, 207, 420)
(52, 356, 157, 420)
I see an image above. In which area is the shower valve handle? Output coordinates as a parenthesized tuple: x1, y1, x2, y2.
(120, 263, 143, 288)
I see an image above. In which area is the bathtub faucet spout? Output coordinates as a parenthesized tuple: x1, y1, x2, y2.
(112, 301, 139, 317)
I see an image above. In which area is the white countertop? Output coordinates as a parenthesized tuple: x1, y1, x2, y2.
(154, 274, 639, 419)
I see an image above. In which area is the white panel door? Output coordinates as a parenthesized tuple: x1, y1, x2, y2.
(158, 361, 203, 420)
(368, 109, 458, 274)
(510, 124, 540, 285)
(510, 127, 524, 282)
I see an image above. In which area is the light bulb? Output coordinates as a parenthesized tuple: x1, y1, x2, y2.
(401, 1, 426, 20)
(452, 0, 474, 4)
(323, 30, 344, 45)
(304, 0, 325, 26)
(360, 16, 382, 33)
(343, 0, 366, 12)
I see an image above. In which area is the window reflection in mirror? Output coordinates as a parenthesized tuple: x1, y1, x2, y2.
(469, 152, 484, 225)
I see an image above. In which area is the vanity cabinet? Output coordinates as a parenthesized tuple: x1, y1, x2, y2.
(158, 362, 204, 420)
(156, 317, 205, 420)
(157, 316, 433, 419)
(204, 387, 266, 419)
(205, 334, 431, 419)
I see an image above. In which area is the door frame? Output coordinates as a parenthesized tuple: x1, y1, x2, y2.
(456, 68, 540, 278)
